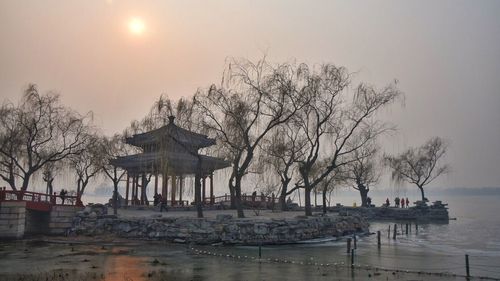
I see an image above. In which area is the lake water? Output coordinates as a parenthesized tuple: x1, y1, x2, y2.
(0, 194, 499, 280)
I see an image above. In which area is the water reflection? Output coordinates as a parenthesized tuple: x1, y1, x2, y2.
(104, 255, 147, 281)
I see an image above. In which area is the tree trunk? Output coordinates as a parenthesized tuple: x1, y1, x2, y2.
(228, 177, 236, 209)
(21, 173, 31, 192)
(77, 179, 81, 199)
(418, 185, 425, 202)
(48, 180, 53, 196)
(359, 186, 369, 207)
(322, 186, 327, 214)
(113, 181, 118, 215)
(304, 186, 312, 216)
(279, 195, 287, 211)
(279, 180, 290, 211)
(234, 175, 245, 218)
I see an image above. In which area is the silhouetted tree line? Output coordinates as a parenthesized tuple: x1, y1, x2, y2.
(0, 58, 450, 217)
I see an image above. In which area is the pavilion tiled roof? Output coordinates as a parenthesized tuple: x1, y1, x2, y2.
(126, 116, 216, 149)
(110, 151, 231, 175)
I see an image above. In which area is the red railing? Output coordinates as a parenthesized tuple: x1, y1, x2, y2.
(0, 188, 82, 207)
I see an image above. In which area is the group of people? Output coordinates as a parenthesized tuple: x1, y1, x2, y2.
(385, 197, 410, 208)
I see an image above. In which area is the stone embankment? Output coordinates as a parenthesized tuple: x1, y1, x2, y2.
(70, 207, 368, 245)
(334, 202, 449, 221)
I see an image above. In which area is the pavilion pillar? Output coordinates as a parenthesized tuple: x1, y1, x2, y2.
(131, 175, 136, 206)
(161, 172, 168, 202)
(171, 174, 177, 206)
(135, 175, 139, 205)
(125, 173, 130, 206)
(202, 176, 206, 205)
(140, 174, 145, 205)
(154, 174, 158, 195)
(179, 176, 184, 206)
(135, 176, 140, 205)
(210, 173, 214, 205)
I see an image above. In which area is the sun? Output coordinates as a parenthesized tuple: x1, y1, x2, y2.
(128, 18, 145, 35)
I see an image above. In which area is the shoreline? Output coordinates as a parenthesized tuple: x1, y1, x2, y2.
(70, 207, 369, 245)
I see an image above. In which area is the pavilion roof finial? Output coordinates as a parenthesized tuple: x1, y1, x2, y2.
(168, 115, 175, 124)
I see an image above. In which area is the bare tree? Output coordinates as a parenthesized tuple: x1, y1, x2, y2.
(260, 122, 306, 211)
(70, 133, 105, 204)
(42, 161, 62, 195)
(293, 65, 401, 216)
(317, 168, 345, 214)
(0, 84, 93, 191)
(195, 58, 306, 218)
(124, 95, 199, 137)
(101, 134, 131, 215)
(384, 137, 450, 202)
(0, 103, 22, 189)
(343, 141, 381, 207)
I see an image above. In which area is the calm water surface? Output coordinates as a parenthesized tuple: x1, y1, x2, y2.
(0, 194, 499, 280)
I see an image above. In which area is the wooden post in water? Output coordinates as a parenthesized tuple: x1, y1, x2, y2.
(353, 235, 357, 249)
(465, 254, 470, 278)
(377, 231, 381, 247)
(406, 223, 409, 235)
(347, 238, 352, 253)
(415, 223, 419, 233)
(351, 249, 355, 269)
(393, 224, 397, 240)
(388, 225, 391, 239)
(259, 243, 262, 259)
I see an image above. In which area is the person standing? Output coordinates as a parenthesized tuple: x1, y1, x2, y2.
(406, 197, 410, 208)
(59, 189, 67, 205)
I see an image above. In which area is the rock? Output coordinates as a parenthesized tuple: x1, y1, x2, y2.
(216, 214, 233, 221)
(117, 222, 133, 233)
(253, 224, 269, 235)
(173, 238, 186, 243)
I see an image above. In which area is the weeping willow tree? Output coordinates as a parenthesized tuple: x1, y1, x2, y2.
(260, 122, 306, 211)
(384, 137, 450, 202)
(290, 64, 402, 216)
(343, 141, 382, 207)
(194, 58, 308, 218)
(0, 84, 94, 192)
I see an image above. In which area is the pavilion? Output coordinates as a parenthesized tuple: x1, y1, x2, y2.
(111, 116, 230, 206)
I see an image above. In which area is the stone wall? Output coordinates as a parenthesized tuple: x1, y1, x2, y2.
(71, 213, 369, 245)
(49, 205, 84, 235)
(334, 206, 449, 221)
(0, 202, 26, 239)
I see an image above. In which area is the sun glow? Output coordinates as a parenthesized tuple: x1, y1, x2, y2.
(128, 18, 145, 35)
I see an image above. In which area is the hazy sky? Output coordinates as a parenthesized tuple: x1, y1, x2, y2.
(1, 0, 499, 189)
